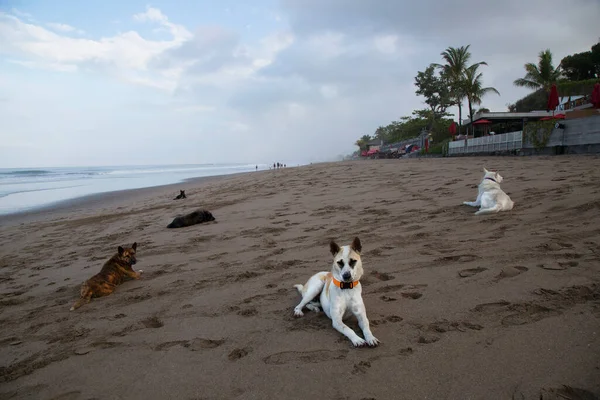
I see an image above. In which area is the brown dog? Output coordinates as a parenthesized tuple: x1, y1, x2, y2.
(70, 242, 141, 311)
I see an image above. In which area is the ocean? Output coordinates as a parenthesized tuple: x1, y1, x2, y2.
(0, 164, 268, 216)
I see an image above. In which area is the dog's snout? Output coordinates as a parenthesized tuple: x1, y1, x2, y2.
(342, 272, 352, 281)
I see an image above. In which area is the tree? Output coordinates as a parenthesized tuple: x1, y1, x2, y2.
(414, 64, 454, 121)
(560, 40, 600, 81)
(355, 134, 373, 151)
(476, 107, 490, 114)
(434, 45, 486, 135)
(463, 63, 500, 135)
(513, 49, 562, 93)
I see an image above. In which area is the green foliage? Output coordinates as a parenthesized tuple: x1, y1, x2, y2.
(434, 45, 476, 134)
(420, 138, 451, 155)
(511, 79, 598, 112)
(523, 120, 556, 150)
(560, 40, 600, 81)
(513, 49, 562, 92)
(414, 64, 454, 118)
(463, 63, 500, 134)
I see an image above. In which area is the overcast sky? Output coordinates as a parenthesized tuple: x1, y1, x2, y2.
(1, 0, 598, 167)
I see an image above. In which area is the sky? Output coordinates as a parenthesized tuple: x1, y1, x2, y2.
(0, 0, 598, 168)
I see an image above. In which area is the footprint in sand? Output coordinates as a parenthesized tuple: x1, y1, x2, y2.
(436, 254, 480, 263)
(48, 391, 82, 400)
(494, 266, 528, 281)
(501, 304, 560, 326)
(237, 307, 258, 317)
(472, 301, 511, 313)
(370, 271, 394, 281)
(539, 385, 599, 400)
(458, 267, 487, 278)
(228, 347, 252, 361)
(401, 292, 423, 299)
(141, 316, 163, 329)
(373, 284, 405, 294)
(538, 261, 578, 271)
(371, 315, 403, 326)
(154, 341, 189, 351)
(351, 361, 372, 375)
(263, 349, 348, 365)
(190, 338, 225, 351)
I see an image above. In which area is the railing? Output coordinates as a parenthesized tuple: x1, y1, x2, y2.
(448, 131, 523, 155)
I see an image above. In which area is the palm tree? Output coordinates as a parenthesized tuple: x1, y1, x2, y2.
(513, 49, 562, 93)
(464, 63, 500, 135)
(434, 45, 487, 135)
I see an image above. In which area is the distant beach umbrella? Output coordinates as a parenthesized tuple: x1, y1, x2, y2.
(546, 83, 559, 115)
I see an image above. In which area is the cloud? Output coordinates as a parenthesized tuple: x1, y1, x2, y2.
(10, 8, 33, 20)
(46, 22, 84, 34)
(0, 2, 599, 167)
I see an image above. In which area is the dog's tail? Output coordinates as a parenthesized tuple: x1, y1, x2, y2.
(70, 285, 93, 311)
(293, 284, 304, 294)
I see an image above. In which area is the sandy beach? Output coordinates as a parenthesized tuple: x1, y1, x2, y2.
(1, 156, 599, 400)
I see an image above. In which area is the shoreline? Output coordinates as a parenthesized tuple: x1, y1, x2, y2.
(0, 169, 262, 227)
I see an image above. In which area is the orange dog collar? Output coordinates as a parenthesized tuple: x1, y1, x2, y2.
(332, 278, 360, 290)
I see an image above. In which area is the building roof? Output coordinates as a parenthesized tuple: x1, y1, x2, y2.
(462, 111, 560, 126)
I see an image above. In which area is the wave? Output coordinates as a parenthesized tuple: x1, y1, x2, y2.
(0, 184, 87, 199)
(0, 169, 54, 176)
(106, 164, 256, 175)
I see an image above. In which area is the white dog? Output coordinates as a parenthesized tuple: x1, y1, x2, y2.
(463, 167, 514, 215)
(293, 237, 379, 347)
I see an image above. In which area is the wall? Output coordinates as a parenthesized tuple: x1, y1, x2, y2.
(521, 114, 600, 155)
(448, 114, 600, 156)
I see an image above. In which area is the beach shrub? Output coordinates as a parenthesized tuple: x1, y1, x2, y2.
(420, 139, 450, 156)
(524, 120, 555, 151)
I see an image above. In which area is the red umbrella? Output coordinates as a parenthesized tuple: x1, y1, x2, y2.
(547, 84, 559, 115)
(472, 119, 492, 125)
(592, 83, 600, 109)
(448, 121, 457, 135)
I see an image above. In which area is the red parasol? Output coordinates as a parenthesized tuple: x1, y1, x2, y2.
(448, 121, 457, 135)
(592, 83, 600, 109)
(540, 113, 565, 121)
(547, 84, 559, 115)
(472, 119, 492, 125)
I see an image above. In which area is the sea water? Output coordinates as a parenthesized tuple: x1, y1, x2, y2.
(0, 164, 268, 215)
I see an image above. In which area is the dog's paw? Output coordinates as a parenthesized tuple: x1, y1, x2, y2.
(365, 336, 380, 347)
(306, 303, 321, 313)
(293, 308, 304, 317)
(351, 337, 367, 347)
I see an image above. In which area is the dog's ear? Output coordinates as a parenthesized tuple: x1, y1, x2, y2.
(351, 237, 362, 254)
(132, 242, 137, 251)
(118, 246, 124, 255)
(483, 167, 489, 174)
(330, 240, 341, 256)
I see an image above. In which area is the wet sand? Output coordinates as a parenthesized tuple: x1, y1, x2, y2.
(0, 156, 599, 400)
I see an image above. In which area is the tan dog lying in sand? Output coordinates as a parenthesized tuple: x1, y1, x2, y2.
(463, 167, 514, 215)
(70, 243, 142, 311)
(293, 237, 380, 347)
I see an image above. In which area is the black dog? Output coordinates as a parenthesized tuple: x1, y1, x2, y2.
(167, 209, 215, 229)
(173, 190, 187, 200)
